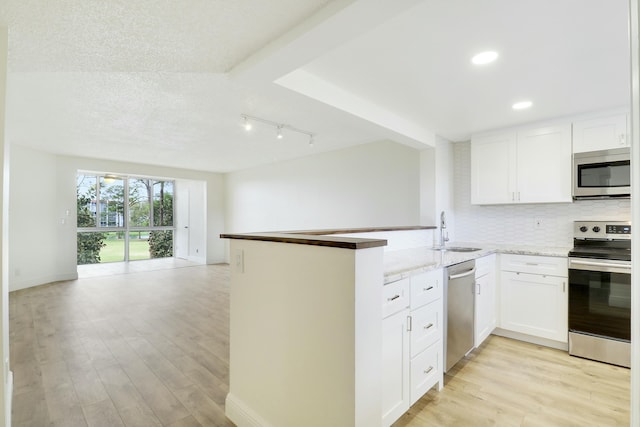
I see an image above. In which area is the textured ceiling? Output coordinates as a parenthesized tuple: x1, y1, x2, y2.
(1, 0, 633, 173)
(1, 0, 332, 72)
(2, 0, 395, 173)
(6, 71, 380, 172)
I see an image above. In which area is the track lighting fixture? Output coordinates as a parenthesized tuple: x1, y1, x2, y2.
(241, 114, 316, 146)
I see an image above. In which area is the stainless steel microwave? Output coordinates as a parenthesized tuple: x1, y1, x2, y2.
(573, 147, 631, 199)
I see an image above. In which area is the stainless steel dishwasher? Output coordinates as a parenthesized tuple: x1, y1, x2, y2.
(444, 259, 476, 372)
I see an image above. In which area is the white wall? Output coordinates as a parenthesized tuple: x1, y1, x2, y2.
(226, 239, 383, 427)
(0, 26, 9, 427)
(419, 137, 455, 245)
(8, 146, 226, 291)
(453, 141, 631, 247)
(224, 140, 421, 233)
(9, 146, 64, 290)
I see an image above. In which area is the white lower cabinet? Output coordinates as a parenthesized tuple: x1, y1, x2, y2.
(499, 254, 568, 343)
(474, 254, 496, 347)
(409, 341, 440, 405)
(382, 304, 410, 426)
(382, 269, 443, 427)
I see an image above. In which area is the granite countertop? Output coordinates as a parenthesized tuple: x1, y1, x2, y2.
(384, 242, 571, 283)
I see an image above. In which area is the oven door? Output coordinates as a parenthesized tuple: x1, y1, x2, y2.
(568, 258, 631, 341)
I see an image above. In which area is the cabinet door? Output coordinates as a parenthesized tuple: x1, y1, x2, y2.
(409, 341, 441, 406)
(410, 299, 441, 357)
(501, 254, 568, 277)
(410, 269, 442, 310)
(500, 271, 568, 342)
(474, 271, 496, 347)
(516, 125, 572, 203)
(383, 278, 410, 318)
(573, 114, 628, 153)
(382, 309, 410, 426)
(471, 132, 517, 204)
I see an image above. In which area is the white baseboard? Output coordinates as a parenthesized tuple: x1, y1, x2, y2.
(225, 393, 273, 427)
(493, 328, 569, 351)
(9, 272, 78, 292)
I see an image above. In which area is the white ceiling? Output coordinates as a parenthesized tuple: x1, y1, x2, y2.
(0, 0, 631, 173)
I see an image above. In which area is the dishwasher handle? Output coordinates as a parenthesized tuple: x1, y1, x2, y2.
(448, 267, 476, 280)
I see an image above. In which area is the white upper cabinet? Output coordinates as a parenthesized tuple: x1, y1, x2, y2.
(516, 125, 572, 203)
(470, 132, 516, 205)
(572, 113, 628, 153)
(471, 124, 572, 204)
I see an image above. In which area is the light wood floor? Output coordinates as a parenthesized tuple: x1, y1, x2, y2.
(10, 263, 233, 427)
(10, 264, 631, 426)
(394, 336, 630, 427)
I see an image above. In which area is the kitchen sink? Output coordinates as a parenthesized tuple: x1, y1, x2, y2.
(432, 246, 482, 252)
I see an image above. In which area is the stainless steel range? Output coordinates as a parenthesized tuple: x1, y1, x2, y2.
(568, 220, 631, 367)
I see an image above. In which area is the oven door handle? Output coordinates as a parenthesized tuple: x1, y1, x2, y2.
(569, 259, 631, 273)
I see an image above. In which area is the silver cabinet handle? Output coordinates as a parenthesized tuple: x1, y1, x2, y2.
(424, 366, 434, 374)
(423, 323, 434, 330)
(387, 295, 400, 302)
(477, 283, 481, 295)
(407, 316, 412, 332)
(423, 286, 434, 291)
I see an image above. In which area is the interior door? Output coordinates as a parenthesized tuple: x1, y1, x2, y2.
(175, 181, 190, 259)
(175, 180, 206, 262)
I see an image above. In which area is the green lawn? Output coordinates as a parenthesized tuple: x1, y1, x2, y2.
(100, 238, 150, 262)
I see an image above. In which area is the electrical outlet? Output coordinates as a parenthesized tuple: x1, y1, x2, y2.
(234, 249, 244, 273)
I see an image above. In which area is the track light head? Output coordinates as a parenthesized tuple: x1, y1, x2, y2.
(243, 116, 252, 131)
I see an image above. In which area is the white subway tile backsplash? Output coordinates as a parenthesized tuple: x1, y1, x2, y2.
(453, 142, 630, 247)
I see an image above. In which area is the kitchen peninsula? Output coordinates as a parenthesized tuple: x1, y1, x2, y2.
(221, 226, 570, 427)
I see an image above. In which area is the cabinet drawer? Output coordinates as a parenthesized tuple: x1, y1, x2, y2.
(410, 300, 441, 357)
(410, 269, 443, 310)
(383, 278, 410, 318)
(475, 254, 496, 278)
(500, 254, 567, 277)
(410, 341, 441, 405)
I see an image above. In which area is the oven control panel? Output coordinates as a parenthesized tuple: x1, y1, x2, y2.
(574, 221, 631, 240)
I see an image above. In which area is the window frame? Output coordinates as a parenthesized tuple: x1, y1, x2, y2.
(77, 171, 175, 263)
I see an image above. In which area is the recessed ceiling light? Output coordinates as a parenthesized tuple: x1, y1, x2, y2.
(512, 101, 533, 110)
(471, 51, 498, 65)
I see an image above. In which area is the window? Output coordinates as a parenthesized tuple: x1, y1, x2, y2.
(77, 173, 175, 265)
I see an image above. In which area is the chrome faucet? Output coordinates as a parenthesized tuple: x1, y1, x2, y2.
(439, 210, 449, 248)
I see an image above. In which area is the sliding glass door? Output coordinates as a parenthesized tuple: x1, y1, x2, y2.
(77, 173, 175, 264)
